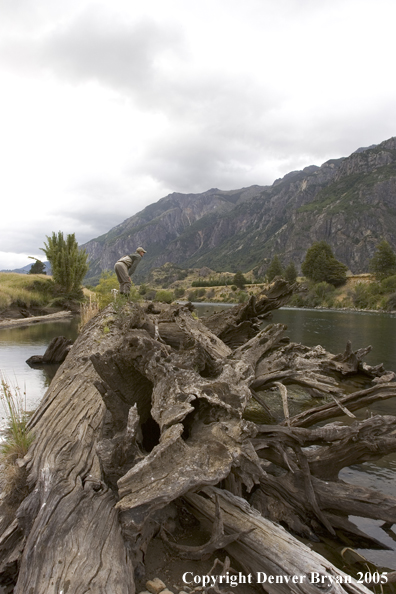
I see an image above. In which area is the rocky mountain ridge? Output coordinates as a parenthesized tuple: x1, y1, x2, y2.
(82, 137, 396, 283)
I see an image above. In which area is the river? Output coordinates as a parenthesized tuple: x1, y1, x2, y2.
(0, 306, 395, 569)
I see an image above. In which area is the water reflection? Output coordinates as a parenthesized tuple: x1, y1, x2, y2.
(271, 308, 396, 372)
(0, 317, 80, 417)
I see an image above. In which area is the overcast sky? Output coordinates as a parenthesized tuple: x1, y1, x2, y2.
(1, 0, 396, 270)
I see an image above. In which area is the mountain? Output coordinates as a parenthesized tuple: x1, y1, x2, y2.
(82, 137, 396, 283)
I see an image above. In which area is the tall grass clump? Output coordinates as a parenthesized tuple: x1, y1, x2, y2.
(79, 295, 100, 331)
(0, 375, 34, 463)
(0, 374, 34, 506)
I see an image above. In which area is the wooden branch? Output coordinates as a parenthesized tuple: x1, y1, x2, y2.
(203, 279, 295, 348)
(160, 495, 252, 560)
(184, 487, 372, 594)
(287, 383, 396, 427)
(274, 381, 290, 426)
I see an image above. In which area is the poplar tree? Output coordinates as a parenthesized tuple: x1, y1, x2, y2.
(266, 255, 284, 282)
(284, 261, 298, 283)
(41, 232, 89, 297)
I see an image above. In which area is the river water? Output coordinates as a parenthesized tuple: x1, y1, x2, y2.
(0, 306, 395, 569)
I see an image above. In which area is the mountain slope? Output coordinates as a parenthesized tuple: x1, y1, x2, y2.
(82, 137, 396, 282)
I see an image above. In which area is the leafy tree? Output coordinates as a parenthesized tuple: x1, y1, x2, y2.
(302, 241, 347, 287)
(233, 271, 247, 289)
(284, 261, 297, 283)
(28, 258, 46, 275)
(41, 232, 89, 297)
(369, 240, 396, 280)
(266, 255, 283, 282)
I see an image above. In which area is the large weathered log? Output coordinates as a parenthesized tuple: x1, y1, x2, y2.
(184, 487, 372, 594)
(253, 416, 396, 480)
(1, 295, 395, 593)
(203, 279, 295, 347)
(9, 312, 135, 594)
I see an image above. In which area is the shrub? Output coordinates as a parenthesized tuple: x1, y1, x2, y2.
(155, 290, 174, 304)
(351, 283, 382, 309)
(238, 292, 249, 303)
(313, 282, 335, 300)
(385, 293, 396, 311)
(380, 274, 396, 292)
(187, 288, 206, 302)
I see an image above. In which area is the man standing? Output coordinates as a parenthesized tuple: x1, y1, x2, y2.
(114, 247, 146, 296)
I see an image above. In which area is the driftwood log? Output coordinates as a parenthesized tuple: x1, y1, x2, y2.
(0, 279, 396, 593)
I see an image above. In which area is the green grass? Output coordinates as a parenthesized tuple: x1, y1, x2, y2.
(0, 272, 54, 310)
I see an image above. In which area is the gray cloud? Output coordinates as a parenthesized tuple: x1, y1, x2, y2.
(1, 0, 396, 270)
(4, 9, 186, 104)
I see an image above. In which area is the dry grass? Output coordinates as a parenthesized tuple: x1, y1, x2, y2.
(0, 374, 34, 463)
(0, 374, 34, 506)
(79, 294, 100, 330)
(0, 272, 53, 310)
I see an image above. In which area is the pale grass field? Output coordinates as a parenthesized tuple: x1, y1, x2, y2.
(0, 272, 53, 310)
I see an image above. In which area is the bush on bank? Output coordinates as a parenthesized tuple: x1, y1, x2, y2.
(290, 274, 396, 311)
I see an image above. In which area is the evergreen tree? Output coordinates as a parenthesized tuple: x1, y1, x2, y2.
(28, 258, 46, 275)
(233, 271, 247, 289)
(302, 241, 347, 287)
(284, 261, 297, 283)
(266, 255, 283, 282)
(369, 240, 396, 280)
(41, 232, 89, 297)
